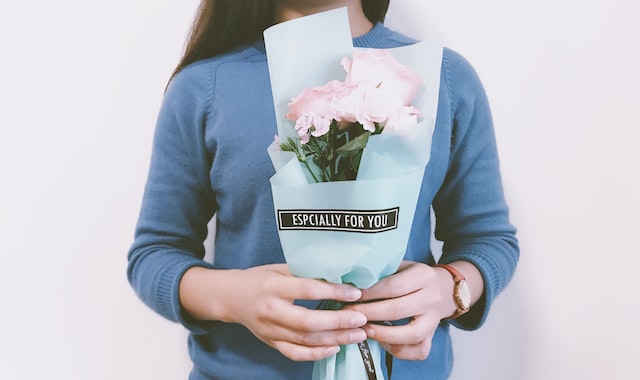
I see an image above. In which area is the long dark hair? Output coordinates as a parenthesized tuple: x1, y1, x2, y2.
(169, 0, 390, 84)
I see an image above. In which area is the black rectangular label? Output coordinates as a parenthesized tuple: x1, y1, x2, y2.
(277, 207, 399, 233)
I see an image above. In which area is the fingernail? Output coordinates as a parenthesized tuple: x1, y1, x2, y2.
(344, 287, 362, 301)
(326, 346, 340, 355)
(351, 313, 367, 326)
(351, 330, 367, 342)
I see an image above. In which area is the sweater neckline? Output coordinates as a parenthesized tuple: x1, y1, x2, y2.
(353, 22, 390, 48)
(254, 22, 390, 52)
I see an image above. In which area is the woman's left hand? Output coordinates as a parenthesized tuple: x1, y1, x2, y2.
(344, 261, 459, 361)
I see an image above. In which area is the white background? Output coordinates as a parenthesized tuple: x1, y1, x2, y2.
(1, 1, 638, 379)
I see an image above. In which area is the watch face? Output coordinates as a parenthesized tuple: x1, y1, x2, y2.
(457, 280, 471, 309)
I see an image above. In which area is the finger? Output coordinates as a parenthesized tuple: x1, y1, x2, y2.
(272, 304, 369, 332)
(381, 340, 433, 361)
(347, 294, 427, 322)
(269, 276, 363, 303)
(276, 326, 368, 348)
(359, 263, 430, 302)
(272, 340, 342, 362)
(363, 316, 434, 346)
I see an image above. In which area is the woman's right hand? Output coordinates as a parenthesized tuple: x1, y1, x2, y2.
(179, 264, 368, 361)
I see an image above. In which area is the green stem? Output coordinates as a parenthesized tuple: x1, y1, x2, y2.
(289, 138, 321, 183)
(329, 125, 338, 181)
(296, 151, 320, 183)
(302, 158, 320, 183)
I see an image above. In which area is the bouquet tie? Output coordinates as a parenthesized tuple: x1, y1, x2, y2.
(317, 300, 393, 380)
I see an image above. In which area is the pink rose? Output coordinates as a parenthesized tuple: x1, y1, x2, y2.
(333, 86, 388, 132)
(286, 49, 422, 143)
(384, 105, 420, 132)
(334, 74, 421, 133)
(341, 48, 422, 107)
(340, 49, 422, 132)
(286, 80, 356, 141)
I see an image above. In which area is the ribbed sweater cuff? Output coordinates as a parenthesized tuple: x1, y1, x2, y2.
(156, 253, 217, 335)
(440, 246, 514, 330)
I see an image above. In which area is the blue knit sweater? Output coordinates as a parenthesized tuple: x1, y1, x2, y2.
(127, 23, 519, 379)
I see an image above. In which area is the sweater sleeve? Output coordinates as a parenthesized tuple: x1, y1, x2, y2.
(434, 49, 519, 330)
(127, 63, 218, 334)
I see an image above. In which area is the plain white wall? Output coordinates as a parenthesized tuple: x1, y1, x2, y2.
(1, 1, 638, 379)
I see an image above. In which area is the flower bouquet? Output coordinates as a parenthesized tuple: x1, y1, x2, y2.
(264, 8, 443, 380)
(278, 47, 422, 183)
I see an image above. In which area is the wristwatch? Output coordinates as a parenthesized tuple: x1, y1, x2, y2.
(434, 264, 471, 319)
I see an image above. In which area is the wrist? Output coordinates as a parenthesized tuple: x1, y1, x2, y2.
(433, 266, 459, 319)
(179, 266, 237, 323)
(433, 263, 471, 319)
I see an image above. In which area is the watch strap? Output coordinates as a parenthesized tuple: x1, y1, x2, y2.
(434, 264, 469, 319)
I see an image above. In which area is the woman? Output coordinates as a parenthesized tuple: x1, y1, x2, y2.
(127, 0, 519, 378)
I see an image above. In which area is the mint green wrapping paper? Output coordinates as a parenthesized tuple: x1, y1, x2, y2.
(312, 339, 382, 380)
(264, 8, 443, 380)
(270, 145, 425, 288)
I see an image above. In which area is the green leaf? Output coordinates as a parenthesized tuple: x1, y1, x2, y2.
(350, 150, 363, 171)
(336, 132, 370, 158)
